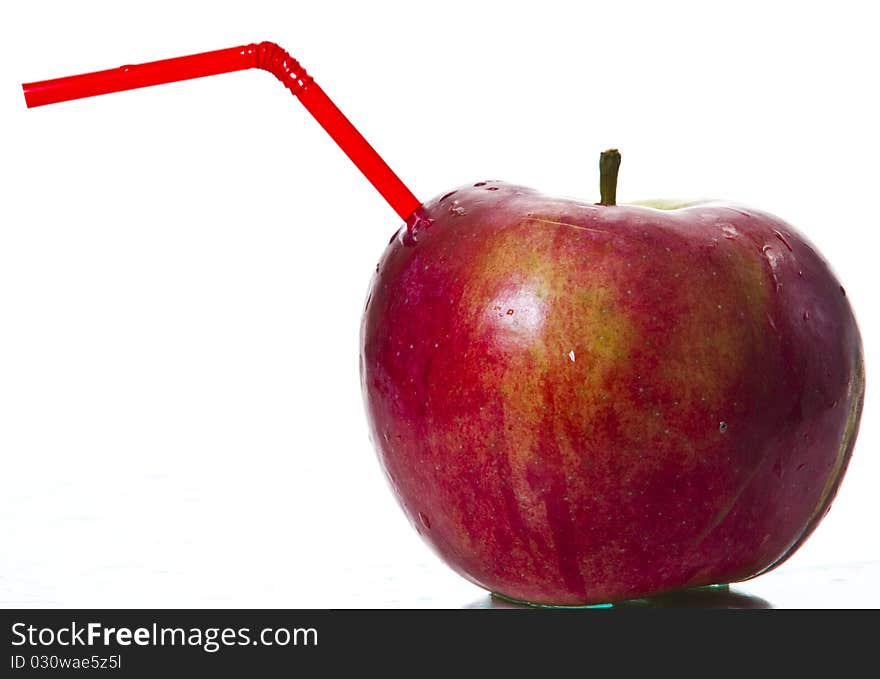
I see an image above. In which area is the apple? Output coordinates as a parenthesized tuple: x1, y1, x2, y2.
(360, 150, 864, 606)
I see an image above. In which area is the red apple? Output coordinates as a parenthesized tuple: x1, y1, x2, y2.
(360, 151, 864, 606)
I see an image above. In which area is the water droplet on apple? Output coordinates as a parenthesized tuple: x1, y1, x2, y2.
(404, 212, 434, 246)
(418, 512, 431, 529)
(487, 187, 499, 191)
(439, 190, 457, 202)
(762, 245, 783, 289)
(840, 286, 847, 296)
(720, 224, 738, 239)
(773, 230, 793, 251)
(730, 207, 752, 218)
(719, 421, 728, 433)
(506, 309, 515, 316)
(568, 350, 576, 362)
(803, 310, 811, 321)
(474, 181, 487, 187)
(450, 205, 466, 216)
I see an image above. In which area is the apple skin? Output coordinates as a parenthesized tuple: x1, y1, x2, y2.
(360, 181, 864, 606)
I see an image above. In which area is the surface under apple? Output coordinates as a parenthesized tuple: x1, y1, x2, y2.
(361, 151, 864, 606)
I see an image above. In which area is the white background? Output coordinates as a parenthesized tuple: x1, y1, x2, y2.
(0, 1, 877, 607)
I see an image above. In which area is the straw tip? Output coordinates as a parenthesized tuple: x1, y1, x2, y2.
(21, 83, 38, 108)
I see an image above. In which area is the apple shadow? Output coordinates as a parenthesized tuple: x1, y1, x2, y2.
(465, 585, 771, 609)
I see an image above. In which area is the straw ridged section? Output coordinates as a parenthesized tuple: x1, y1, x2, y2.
(245, 41, 314, 95)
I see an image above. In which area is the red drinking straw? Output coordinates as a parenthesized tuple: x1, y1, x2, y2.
(22, 42, 422, 222)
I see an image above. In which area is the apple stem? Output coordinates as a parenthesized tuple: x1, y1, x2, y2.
(599, 149, 621, 206)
